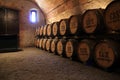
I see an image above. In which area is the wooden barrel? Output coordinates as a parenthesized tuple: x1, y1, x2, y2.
(47, 24, 52, 37)
(45, 39, 52, 52)
(52, 22, 60, 37)
(82, 9, 105, 34)
(57, 39, 67, 56)
(77, 39, 96, 64)
(42, 38, 47, 50)
(43, 25, 47, 37)
(39, 26, 43, 37)
(59, 19, 69, 36)
(39, 38, 43, 49)
(68, 14, 83, 36)
(104, 1, 120, 32)
(94, 40, 120, 69)
(65, 39, 78, 59)
(50, 38, 59, 53)
(36, 39, 40, 48)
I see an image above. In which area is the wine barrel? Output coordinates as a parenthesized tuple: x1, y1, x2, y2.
(45, 39, 52, 52)
(47, 24, 52, 37)
(65, 39, 78, 59)
(39, 26, 43, 37)
(77, 39, 96, 64)
(36, 39, 40, 48)
(57, 39, 67, 56)
(94, 40, 120, 69)
(68, 14, 83, 36)
(82, 9, 105, 34)
(43, 25, 47, 37)
(42, 38, 47, 50)
(59, 19, 69, 36)
(104, 1, 120, 32)
(39, 38, 43, 49)
(52, 22, 60, 37)
(50, 38, 59, 53)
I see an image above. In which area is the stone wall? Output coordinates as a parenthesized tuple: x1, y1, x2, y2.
(0, 0, 45, 48)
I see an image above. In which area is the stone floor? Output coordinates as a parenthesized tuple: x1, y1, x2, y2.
(0, 48, 120, 80)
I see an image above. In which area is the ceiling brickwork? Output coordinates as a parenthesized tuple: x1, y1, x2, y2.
(33, 0, 112, 23)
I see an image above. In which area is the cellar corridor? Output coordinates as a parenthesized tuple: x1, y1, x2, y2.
(0, 48, 120, 80)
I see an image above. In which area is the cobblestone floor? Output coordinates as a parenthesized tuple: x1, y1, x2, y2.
(0, 48, 120, 80)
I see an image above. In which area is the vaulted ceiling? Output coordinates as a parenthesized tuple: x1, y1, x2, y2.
(30, 0, 112, 14)
(35, 0, 67, 14)
(0, 0, 113, 24)
(29, 0, 75, 22)
(27, 0, 113, 23)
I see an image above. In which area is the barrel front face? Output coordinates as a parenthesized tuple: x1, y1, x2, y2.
(46, 39, 52, 51)
(47, 24, 52, 37)
(105, 1, 120, 31)
(51, 40, 56, 52)
(39, 26, 43, 36)
(95, 42, 115, 69)
(43, 25, 47, 36)
(60, 20, 67, 36)
(69, 16, 78, 34)
(39, 38, 43, 48)
(65, 41, 73, 58)
(46, 39, 50, 51)
(53, 23, 58, 36)
(57, 40, 63, 55)
(42, 39, 47, 50)
(82, 10, 98, 34)
(77, 42, 90, 62)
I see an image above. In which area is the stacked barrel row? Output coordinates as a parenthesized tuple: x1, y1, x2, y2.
(35, 15, 82, 38)
(35, 0, 120, 71)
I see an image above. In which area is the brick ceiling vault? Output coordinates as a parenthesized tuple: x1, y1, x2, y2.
(28, 0, 113, 23)
(34, 0, 68, 14)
